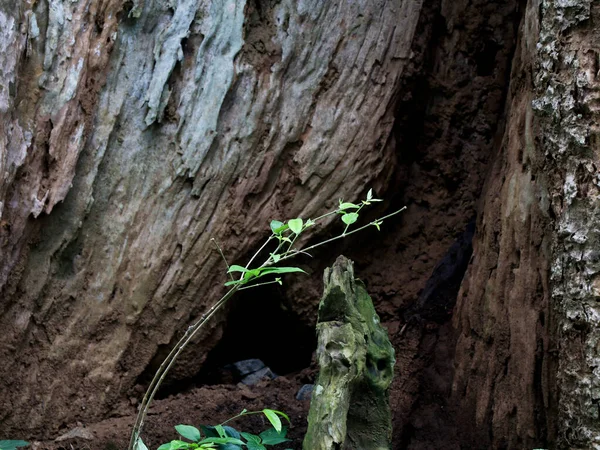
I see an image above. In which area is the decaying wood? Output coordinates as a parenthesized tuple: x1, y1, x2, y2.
(0, 0, 423, 436)
(303, 256, 394, 450)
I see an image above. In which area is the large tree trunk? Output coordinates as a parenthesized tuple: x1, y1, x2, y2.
(2, 0, 600, 449)
(0, 0, 419, 437)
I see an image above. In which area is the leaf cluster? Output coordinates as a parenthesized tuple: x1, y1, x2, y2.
(155, 410, 291, 450)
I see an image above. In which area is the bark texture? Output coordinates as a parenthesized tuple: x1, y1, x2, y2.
(452, 0, 600, 448)
(534, 1, 600, 447)
(2, 0, 600, 448)
(0, 0, 421, 435)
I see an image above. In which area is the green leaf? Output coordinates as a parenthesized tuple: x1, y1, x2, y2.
(198, 437, 245, 446)
(200, 425, 219, 438)
(246, 442, 267, 450)
(262, 409, 282, 432)
(133, 437, 148, 450)
(257, 267, 306, 276)
(175, 425, 202, 442)
(270, 253, 281, 263)
(159, 440, 191, 450)
(338, 202, 360, 210)
(224, 279, 243, 287)
(275, 277, 282, 285)
(0, 442, 29, 450)
(288, 218, 303, 234)
(270, 409, 291, 424)
(367, 188, 373, 201)
(270, 220, 285, 234)
(341, 212, 359, 226)
(214, 425, 226, 438)
(227, 265, 249, 273)
(241, 432, 261, 444)
(222, 426, 241, 439)
(259, 427, 290, 446)
(305, 218, 316, 227)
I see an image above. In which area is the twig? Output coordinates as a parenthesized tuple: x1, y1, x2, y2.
(212, 238, 234, 281)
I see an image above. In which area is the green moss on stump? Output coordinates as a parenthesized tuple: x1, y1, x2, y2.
(303, 256, 395, 450)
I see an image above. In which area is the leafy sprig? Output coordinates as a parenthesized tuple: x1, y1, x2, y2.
(154, 409, 291, 450)
(129, 189, 405, 450)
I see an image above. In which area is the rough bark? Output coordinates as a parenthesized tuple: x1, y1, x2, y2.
(452, 0, 600, 448)
(0, 0, 422, 436)
(303, 256, 394, 450)
(534, 1, 600, 447)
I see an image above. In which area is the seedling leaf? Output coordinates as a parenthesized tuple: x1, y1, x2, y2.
(227, 265, 250, 273)
(259, 427, 290, 445)
(257, 267, 306, 276)
(0, 442, 29, 450)
(175, 425, 201, 442)
(288, 218, 303, 235)
(270, 220, 285, 234)
(246, 442, 266, 450)
(342, 212, 359, 226)
(222, 426, 241, 439)
(157, 441, 190, 450)
(338, 202, 360, 210)
(133, 438, 148, 450)
(262, 409, 282, 432)
(241, 433, 261, 444)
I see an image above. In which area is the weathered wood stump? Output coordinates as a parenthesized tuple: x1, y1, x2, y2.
(303, 256, 395, 450)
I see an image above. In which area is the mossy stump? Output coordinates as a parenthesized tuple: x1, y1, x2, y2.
(303, 256, 395, 450)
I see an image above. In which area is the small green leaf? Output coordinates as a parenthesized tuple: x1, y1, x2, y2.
(227, 265, 249, 273)
(214, 425, 226, 438)
(342, 212, 359, 226)
(372, 221, 381, 231)
(270, 253, 281, 263)
(198, 437, 245, 446)
(256, 267, 306, 276)
(259, 427, 290, 445)
(367, 188, 373, 201)
(288, 218, 303, 234)
(0, 441, 29, 450)
(241, 432, 261, 444)
(270, 220, 285, 234)
(175, 425, 202, 442)
(305, 218, 316, 227)
(262, 409, 282, 432)
(133, 438, 148, 450)
(200, 425, 219, 438)
(246, 442, 266, 450)
(222, 426, 241, 439)
(224, 279, 243, 287)
(338, 202, 360, 210)
(275, 277, 282, 285)
(159, 440, 191, 450)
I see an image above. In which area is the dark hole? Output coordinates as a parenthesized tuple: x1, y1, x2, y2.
(475, 40, 500, 77)
(195, 283, 316, 385)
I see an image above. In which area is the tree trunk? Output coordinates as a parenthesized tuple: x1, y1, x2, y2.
(0, 0, 419, 437)
(2, 0, 600, 448)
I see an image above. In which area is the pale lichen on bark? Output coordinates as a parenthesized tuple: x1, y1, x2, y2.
(0, 0, 424, 435)
(533, 0, 600, 447)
